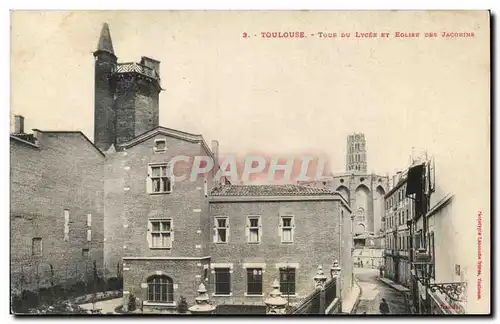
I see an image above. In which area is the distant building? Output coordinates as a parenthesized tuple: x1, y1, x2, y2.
(383, 169, 414, 288)
(346, 133, 367, 173)
(10, 116, 105, 293)
(301, 133, 390, 242)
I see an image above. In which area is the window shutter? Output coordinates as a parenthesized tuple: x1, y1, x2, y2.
(147, 220, 152, 248)
(278, 218, 282, 238)
(245, 217, 249, 241)
(87, 214, 92, 227)
(204, 180, 208, 197)
(258, 218, 263, 242)
(171, 222, 175, 242)
(146, 165, 152, 194)
(213, 224, 217, 243)
(87, 229, 92, 242)
(226, 220, 230, 242)
(167, 162, 174, 191)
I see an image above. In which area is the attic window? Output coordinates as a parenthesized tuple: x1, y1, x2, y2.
(154, 139, 166, 153)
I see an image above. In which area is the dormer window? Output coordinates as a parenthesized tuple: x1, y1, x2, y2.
(154, 139, 167, 153)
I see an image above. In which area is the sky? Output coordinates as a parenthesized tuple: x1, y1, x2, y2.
(8, 11, 491, 311)
(10, 11, 490, 178)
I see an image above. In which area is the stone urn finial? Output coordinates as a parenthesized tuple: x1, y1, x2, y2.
(314, 265, 328, 291)
(188, 282, 216, 314)
(264, 279, 288, 314)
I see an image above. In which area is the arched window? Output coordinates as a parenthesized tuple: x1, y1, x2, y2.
(147, 275, 174, 303)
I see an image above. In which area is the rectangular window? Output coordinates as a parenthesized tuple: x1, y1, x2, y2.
(82, 248, 89, 257)
(214, 217, 229, 243)
(87, 214, 92, 227)
(246, 268, 263, 295)
(64, 209, 70, 241)
(154, 139, 167, 152)
(150, 219, 173, 248)
(87, 229, 92, 242)
(279, 267, 296, 295)
(280, 216, 294, 243)
(247, 216, 261, 244)
(32, 238, 42, 256)
(214, 268, 231, 295)
(148, 163, 172, 194)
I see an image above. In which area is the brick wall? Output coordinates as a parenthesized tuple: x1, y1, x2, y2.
(104, 131, 213, 280)
(207, 199, 346, 305)
(10, 132, 104, 292)
(114, 75, 160, 146)
(122, 257, 210, 311)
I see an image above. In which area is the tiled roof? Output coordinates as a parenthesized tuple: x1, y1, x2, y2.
(210, 184, 337, 196)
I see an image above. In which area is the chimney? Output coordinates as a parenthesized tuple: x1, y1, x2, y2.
(396, 171, 402, 183)
(211, 140, 220, 180)
(14, 115, 24, 134)
(140, 56, 161, 78)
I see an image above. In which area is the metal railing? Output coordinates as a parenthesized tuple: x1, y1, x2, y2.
(116, 62, 160, 80)
(288, 278, 337, 314)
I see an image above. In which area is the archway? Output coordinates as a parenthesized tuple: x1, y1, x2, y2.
(335, 185, 350, 204)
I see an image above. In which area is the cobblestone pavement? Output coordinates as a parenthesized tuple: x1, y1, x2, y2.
(354, 268, 409, 315)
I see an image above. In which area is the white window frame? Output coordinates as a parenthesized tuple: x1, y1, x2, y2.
(243, 263, 266, 296)
(246, 215, 262, 244)
(148, 218, 174, 249)
(279, 215, 295, 243)
(63, 209, 70, 241)
(213, 216, 229, 244)
(277, 264, 298, 297)
(212, 266, 233, 296)
(153, 138, 167, 153)
(147, 162, 173, 194)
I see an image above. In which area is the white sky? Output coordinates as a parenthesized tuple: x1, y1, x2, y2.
(10, 11, 490, 177)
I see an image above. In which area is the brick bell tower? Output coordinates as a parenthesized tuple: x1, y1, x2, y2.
(93, 23, 162, 152)
(346, 133, 367, 172)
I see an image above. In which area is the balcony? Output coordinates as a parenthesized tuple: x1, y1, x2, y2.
(116, 62, 160, 81)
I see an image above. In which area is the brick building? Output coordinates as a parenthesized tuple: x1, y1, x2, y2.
(208, 185, 353, 307)
(301, 133, 390, 239)
(11, 22, 355, 313)
(91, 23, 354, 311)
(383, 169, 415, 287)
(10, 116, 105, 293)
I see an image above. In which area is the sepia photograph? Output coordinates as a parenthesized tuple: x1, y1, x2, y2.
(9, 10, 491, 315)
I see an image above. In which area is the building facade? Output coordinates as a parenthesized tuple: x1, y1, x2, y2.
(10, 117, 105, 293)
(302, 133, 390, 239)
(10, 22, 356, 313)
(90, 23, 355, 312)
(383, 171, 414, 288)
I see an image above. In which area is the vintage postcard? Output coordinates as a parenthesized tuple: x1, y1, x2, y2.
(10, 10, 490, 315)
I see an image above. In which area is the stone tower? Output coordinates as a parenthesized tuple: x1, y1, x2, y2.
(93, 23, 162, 152)
(94, 23, 117, 152)
(346, 133, 367, 172)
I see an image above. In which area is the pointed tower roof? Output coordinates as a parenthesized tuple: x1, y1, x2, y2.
(96, 23, 115, 54)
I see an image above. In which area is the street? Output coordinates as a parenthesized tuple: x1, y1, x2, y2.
(354, 268, 409, 315)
